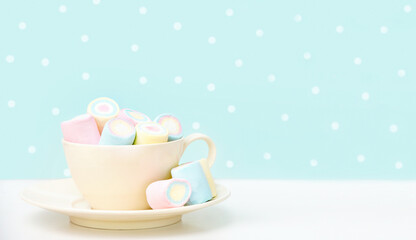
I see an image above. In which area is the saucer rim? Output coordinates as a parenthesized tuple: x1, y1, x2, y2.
(20, 178, 231, 217)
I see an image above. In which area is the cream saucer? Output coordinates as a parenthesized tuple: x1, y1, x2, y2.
(21, 178, 230, 230)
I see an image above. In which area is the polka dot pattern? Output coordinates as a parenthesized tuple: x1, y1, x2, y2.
(81, 34, 89, 42)
(294, 14, 302, 22)
(227, 105, 236, 113)
(192, 122, 200, 130)
(207, 83, 215, 92)
(208, 36, 216, 44)
(336, 25, 344, 33)
(2, 1, 414, 179)
(263, 152, 271, 160)
(41, 58, 49, 66)
(82, 72, 90, 80)
(174, 76, 182, 84)
(18, 22, 26, 30)
(28, 146, 36, 154)
(139, 77, 147, 85)
(59, 5, 67, 13)
(173, 22, 182, 31)
(51, 107, 60, 116)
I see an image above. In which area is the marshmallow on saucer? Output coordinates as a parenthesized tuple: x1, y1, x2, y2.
(117, 108, 151, 126)
(99, 118, 136, 145)
(171, 158, 216, 205)
(133, 122, 168, 145)
(154, 113, 183, 141)
(146, 179, 192, 209)
(61, 114, 101, 144)
(87, 97, 120, 134)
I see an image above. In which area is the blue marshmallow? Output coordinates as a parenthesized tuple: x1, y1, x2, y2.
(171, 161, 213, 205)
(99, 118, 136, 145)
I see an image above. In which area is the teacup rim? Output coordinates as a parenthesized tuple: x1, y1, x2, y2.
(62, 138, 183, 148)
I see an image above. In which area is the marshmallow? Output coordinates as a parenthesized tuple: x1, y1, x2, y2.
(117, 108, 151, 126)
(87, 97, 120, 134)
(133, 122, 168, 145)
(61, 114, 101, 144)
(171, 159, 216, 205)
(99, 118, 136, 145)
(146, 179, 192, 209)
(154, 113, 183, 141)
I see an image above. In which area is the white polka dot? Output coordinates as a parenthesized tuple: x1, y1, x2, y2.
(404, 5, 412, 13)
(139, 77, 147, 85)
(303, 52, 311, 60)
(207, 83, 215, 92)
(281, 113, 289, 122)
(63, 168, 71, 177)
(92, 0, 101, 5)
(312, 86, 320, 95)
(267, 74, 276, 83)
(331, 121, 339, 130)
(310, 159, 318, 167)
(256, 29, 264, 37)
(208, 36, 216, 44)
(8, 100, 16, 108)
(336, 25, 344, 33)
(227, 105, 236, 113)
(361, 92, 370, 101)
(18, 22, 26, 30)
(192, 122, 200, 130)
(41, 58, 49, 67)
(81, 34, 89, 42)
(6, 55, 14, 63)
(139, 6, 147, 15)
(28, 146, 36, 154)
(398, 69, 406, 77)
(59, 5, 67, 13)
(173, 22, 182, 31)
(131, 44, 139, 52)
(294, 14, 302, 22)
(263, 152, 271, 160)
(389, 124, 398, 133)
(51, 107, 60, 116)
(235, 59, 243, 67)
(174, 76, 182, 84)
(380, 26, 388, 34)
(82, 72, 90, 80)
(354, 57, 362, 65)
(225, 8, 234, 16)
(357, 154, 365, 163)
(395, 161, 403, 169)
(226, 160, 234, 168)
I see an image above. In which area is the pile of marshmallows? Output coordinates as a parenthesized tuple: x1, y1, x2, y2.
(61, 97, 216, 209)
(61, 97, 183, 146)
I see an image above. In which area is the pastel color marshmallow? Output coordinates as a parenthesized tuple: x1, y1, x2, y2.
(133, 122, 168, 145)
(146, 179, 192, 209)
(154, 113, 183, 141)
(117, 108, 151, 126)
(61, 114, 101, 144)
(87, 97, 120, 134)
(171, 160, 214, 205)
(198, 158, 217, 197)
(99, 118, 136, 145)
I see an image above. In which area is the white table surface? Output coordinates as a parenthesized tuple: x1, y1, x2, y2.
(1, 179, 416, 240)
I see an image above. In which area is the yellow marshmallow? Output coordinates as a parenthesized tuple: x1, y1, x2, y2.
(133, 122, 168, 145)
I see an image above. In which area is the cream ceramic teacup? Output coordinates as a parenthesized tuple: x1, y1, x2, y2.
(62, 133, 216, 210)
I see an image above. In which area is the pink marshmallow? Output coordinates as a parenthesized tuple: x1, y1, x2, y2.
(61, 113, 101, 144)
(146, 179, 192, 209)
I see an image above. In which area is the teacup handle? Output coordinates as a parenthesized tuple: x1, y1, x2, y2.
(182, 133, 216, 168)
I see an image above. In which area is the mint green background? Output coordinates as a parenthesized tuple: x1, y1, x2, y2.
(1, 0, 415, 179)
